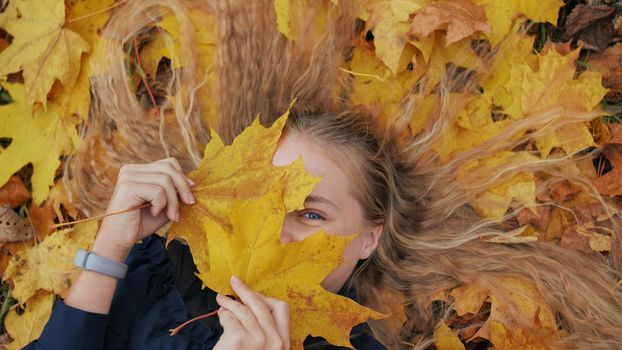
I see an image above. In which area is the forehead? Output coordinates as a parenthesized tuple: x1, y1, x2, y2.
(272, 133, 354, 203)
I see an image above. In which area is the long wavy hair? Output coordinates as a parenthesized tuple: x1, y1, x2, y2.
(64, 0, 622, 349)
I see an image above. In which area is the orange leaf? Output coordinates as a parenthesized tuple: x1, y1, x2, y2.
(409, 0, 491, 46)
(0, 176, 30, 208)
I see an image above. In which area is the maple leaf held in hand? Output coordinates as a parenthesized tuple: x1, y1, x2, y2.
(200, 189, 386, 350)
(167, 109, 319, 271)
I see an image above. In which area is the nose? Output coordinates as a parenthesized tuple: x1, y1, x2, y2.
(280, 230, 293, 244)
(280, 213, 297, 244)
(280, 223, 294, 243)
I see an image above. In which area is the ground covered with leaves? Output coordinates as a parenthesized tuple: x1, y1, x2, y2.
(1, 0, 622, 349)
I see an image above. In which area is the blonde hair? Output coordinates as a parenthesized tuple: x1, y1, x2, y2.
(64, 0, 622, 349)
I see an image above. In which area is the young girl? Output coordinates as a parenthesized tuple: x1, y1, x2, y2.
(25, 0, 622, 349)
(23, 111, 391, 350)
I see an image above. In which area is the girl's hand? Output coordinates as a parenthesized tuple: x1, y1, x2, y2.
(93, 157, 195, 262)
(214, 276, 290, 350)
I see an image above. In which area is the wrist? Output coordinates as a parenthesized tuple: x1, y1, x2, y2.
(92, 231, 132, 263)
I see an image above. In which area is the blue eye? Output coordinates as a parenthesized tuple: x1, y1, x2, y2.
(302, 212, 324, 220)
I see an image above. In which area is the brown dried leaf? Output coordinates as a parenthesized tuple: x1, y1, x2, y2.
(562, 4, 616, 52)
(588, 43, 622, 102)
(594, 144, 622, 196)
(26, 201, 55, 240)
(0, 205, 34, 243)
(0, 176, 29, 208)
(409, 0, 491, 46)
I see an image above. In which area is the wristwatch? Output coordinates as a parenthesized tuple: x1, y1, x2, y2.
(73, 249, 128, 279)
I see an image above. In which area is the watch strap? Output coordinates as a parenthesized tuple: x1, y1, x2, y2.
(73, 249, 128, 279)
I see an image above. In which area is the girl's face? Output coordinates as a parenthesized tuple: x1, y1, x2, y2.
(272, 132, 383, 292)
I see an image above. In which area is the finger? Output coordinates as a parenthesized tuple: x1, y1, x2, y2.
(155, 157, 182, 171)
(155, 157, 196, 187)
(229, 276, 282, 345)
(123, 161, 195, 205)
(121, 171, 179, 222)
(216, 294, 262, 335)
(218, 308, 245, 333)
(116, 181, 168, 216)
(261, 295, 290, 348)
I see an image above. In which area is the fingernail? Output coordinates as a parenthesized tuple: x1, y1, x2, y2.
(187, 178, 196, 186)
(231, 275, 241, 285)
(186, 192, 195, 204)
(175, 212, 180, 222)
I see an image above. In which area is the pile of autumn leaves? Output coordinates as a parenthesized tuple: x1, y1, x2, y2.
(1, 0, 622, 349)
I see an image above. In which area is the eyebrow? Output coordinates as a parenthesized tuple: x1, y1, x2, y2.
(304, 195, 339, 210)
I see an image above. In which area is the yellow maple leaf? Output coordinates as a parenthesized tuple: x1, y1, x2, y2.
(3, 221, 98, 303)
(199, 188, 386, 349)
(275, 0, 336, 40)
(463, 152, 539, 219)
(534, 123, 595, 158)
(500, 47, 606, 121)
(56, 0, 116, 120)
(4, 292, 54, 350)
(363, 0, 431, 75)
(473, 0, 564, 46)
(348, 45, 421, 125)
(480, 30, 538, 106)
(141, 7, 217, 76)
(434, 320, 465, 350)
(448, 277, 565, 349)
(167, 110, 320, 264)
(0, 0, 90, 106)
(0, 83, 81, 204)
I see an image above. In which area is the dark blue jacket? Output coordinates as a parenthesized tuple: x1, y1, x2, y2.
(23, 234, 386, 350)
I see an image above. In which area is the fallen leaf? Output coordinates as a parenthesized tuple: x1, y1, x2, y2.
(0, 205, 34, 243)
(594, 144, 622, 196)
(449, 283, 489, 316)
(348, 45, 422, 126)
(534, 122, 595, 158)
(167, 110, 319, 269)
(562, 4, 615, 52)
(0, 83, 81, 205)
(588, 43, 622, 103)
(4, 292, 54, 350)
(473, 0, 563, 46)
(3, 220, 98, 303)
(451, 278, 565, 349)
(364, 0, 430, 75)
(47, 181, 80, 220)
(0, 176, 29, 208)
(199, 189, 385, 349)
(499, 48, 606, 140)
(0, 0, 90, 106)
(275, 0, 335, 41)
(26, 201, 56, 240)
(434, 320, 465, 350)
(409, 0, 491, 47)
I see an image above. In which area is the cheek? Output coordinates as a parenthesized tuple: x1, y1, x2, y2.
(320, 236, 366, 291)
(280, 213, 320, 243)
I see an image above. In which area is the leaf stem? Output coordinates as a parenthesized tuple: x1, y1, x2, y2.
(169, 308, 220, 336)
(49, 203, 151, 230)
